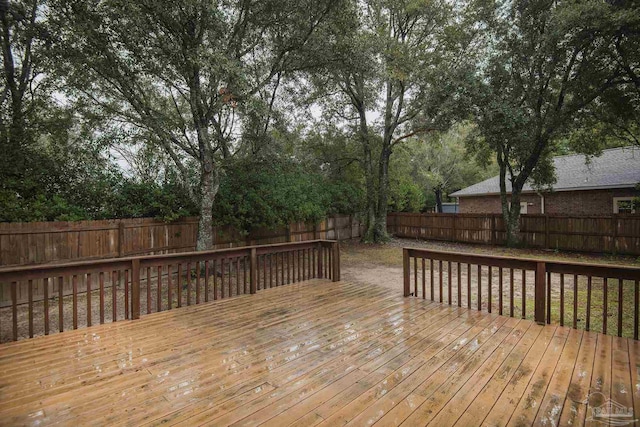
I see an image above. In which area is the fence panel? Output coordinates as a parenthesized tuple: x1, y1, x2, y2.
(388, 213, 640, 256)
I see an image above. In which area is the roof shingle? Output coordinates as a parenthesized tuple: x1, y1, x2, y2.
(451, 146, 640, 197)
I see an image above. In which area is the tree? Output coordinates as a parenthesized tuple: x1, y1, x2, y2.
(389, 123, 495, 212)
(466, 0, 633, 246)
(307, 0, 482, 242)
(51, 0, 342, 249)
(0, 0, 57, 213)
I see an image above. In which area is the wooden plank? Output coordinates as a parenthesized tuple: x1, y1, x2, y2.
(533, 328, 582, 426)
(558, 331, 598, 426)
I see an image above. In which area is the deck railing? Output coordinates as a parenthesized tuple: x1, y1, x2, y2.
(403, 247, 640, 339)
(0, 240, 340, 343)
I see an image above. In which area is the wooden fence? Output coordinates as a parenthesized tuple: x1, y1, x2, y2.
(0, 240, 340, 343)
(0, 215, 360, 307)
(403, 247, 640, 339)
(388, 212, 640, 255)
(0, 214, 363, 268)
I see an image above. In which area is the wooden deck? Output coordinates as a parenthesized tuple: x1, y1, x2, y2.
(1, 279, 638, 426)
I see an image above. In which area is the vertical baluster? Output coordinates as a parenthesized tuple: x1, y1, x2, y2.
(280, 252, 284, 286)
(438, 260, 443, 303)
(467, 264, 471, 308)
(221, 259, 225, 298)
(72, 275, 78, 329)
(158, 265, 163, 312)
(146, 267, 151, 314)
(204, 261, 209, 303)
(228, 257, 232, 296)
(177, 263, 183, 307)
(498, 267, 503, 316)
(447, 261, 452, 304)
(11, 281, 18, 341)
(477, 265, 482, 312)
(487, 266, 492, 313)
(168, 264, 173, 309)
(196, 261, 201, 304)
(573, 274, 578, 329)
(603, 277, 608, 335)
(124, 270, 129, 320)
(430, 259, 434, 301)
(269, 254, 273, 288)
(58, 276, 64, 332)
(44, 277, 50, 335)
(99, 272, 105, 324)
(187, 262, 192, 305)
(414, 257, 418, 297)
(86, 273, 92, 327)
(509, 269, 514, 317)
(546, 272, 551, 324)
(245, 256, 248, 293)
(28, 279, 33, 338)
(263, 255, 268, 288)
(312, 249, 316, 279)
(634, 280, 639, 341)
(212, 260, 217, 300)
(560, 274, 564, 327)
(618, 279, 623, 337)
(457, 262, 461, 307)
(287, 251, 291, 284)
(112, 270, 117, 322)
(237, 257, 241, 294)
(422, 259, 426, 300)
(299, 250, 303, 282)
(586, 276, 592, 331)
(521, 270, 526, 319)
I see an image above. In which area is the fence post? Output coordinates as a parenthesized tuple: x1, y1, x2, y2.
(490, 215, 496, 245)
(118, 221, 125, 257)
(250, 248, 257, 294)
(317, 242, 324, 279)
(535, 262, 546, 325)
(332, 241, 340, 282)
(452, 214, 457, 242)
(545, 214, 550, 249)
(612, 215, 618, 253)
(131, 258, 140, 320)
(403, 248, 410, 297)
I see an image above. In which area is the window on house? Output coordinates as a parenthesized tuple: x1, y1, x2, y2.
(508, 201, 528, 214)
(613, 197, 637, 214)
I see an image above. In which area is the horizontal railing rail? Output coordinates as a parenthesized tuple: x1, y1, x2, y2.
(403, 247, 640, 339)
(0, 240, 340, 343)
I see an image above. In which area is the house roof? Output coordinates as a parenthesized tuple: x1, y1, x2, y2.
(451, 146, 640, 197)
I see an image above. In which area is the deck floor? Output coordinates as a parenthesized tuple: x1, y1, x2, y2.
(0, 279, 638, 426)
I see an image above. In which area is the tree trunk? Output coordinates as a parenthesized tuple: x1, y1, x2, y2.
(195, 159, 219, 251)
(434, 187, 443, 213)
(501, 191, 522, 247)
(372, 144, 391, 242)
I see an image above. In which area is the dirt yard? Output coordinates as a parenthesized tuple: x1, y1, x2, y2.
(340, 237, 640, 291)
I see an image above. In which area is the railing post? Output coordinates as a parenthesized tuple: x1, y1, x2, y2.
(131, 258, 140, 320)
(332, 241, 340, 282)
(403, 248, 410, 297)
(317, 242, 324, 279)
(535, 262, 546, 325)
(250, 248, 257, 294)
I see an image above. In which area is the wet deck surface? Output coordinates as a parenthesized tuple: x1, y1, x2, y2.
(0, 279, 638, 426)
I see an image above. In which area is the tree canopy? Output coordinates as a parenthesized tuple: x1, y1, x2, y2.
(1, 0, 638, 247)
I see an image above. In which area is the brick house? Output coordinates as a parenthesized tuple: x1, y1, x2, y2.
(451, 147, 640, 215)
